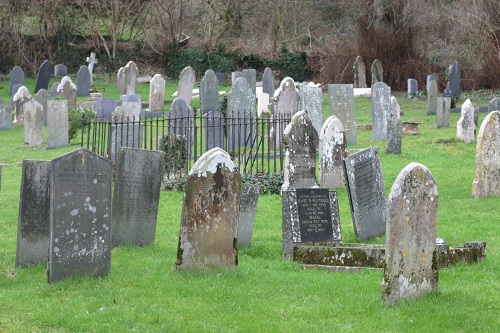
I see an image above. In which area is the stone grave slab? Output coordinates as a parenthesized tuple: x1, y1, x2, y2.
(457, 98, 475, 144)
(13, 86, 31, 127)
(0, 104, 12, 130)
(328, 84, 357, 145)
(124, 61, 138, 95)
(262, 67, 275, 96)
(149, 74, 166, 111)
(204, 110, 225, 150)
(371, 82, 391, 142)
(488, 97, 500, 112)
(24, 99, 44, 147)
(54, 64, 67, 77)
(427, 80, 438, 115)
(242, 69, 257, 96)
(299, 82, 323, 137)
(237, 184, 260, 248)
(353, 56, 367, 88)
(57, 76, 77, 109)
(448, 60, 460, 98)
(226, 77, 255, 150)
(319, 115, 346, 188)
(200, 69, 220, 114)
(76, 65, 91, 96)
(407, 79, 418, 98)
(10, 66, 24, 96)
(47, 100, 69, 149)
(371, 59, 383, 85)
(177, 66, 196, 106)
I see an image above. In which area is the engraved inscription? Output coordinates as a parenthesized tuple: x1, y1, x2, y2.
(296, 188, 334, 242)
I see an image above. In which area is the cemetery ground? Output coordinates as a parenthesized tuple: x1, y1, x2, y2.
(0, 77, 499, 332)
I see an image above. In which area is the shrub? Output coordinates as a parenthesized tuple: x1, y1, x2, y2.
(68, 108, 94, 141)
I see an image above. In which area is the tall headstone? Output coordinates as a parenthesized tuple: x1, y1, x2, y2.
(0, 104, 12, 130)
(176, 148, 241, 271)
(57, 76, 77, 109)
(456, 99, 476, 144)
(382, 163, 438, 305)
(112, 148, 165, 247)
(35, 89, 51, 126)
(238, 184, 260, 248)
(177, 66, 196, 106)
(472, 111, 500, 199)
(76, 65, 91, 97)
(24, 99, 44, 147)
(386, 96, 402, 154)
(54, 64, 67, 77)
(242, 69, 257, 96)
(436, 97, 451, 128)
(371, 59, 383, 85)
(427, 80, 438, 115)
(226, 77, 256, 150)
(262, 67, 275, 96)
(371, 82, 391, 142)
(13, 86, 32, 127)
(271, 77, 299, 148)
(149, 74, 166, 111)
(319, 115, 346, 188)
(448, 60, 461, 98)
(48, 149, 112, 283)
(47, 100, 69, 149)
(328, 84, 357, 145)
(200, 69, 219, 114)
(34, 60, 51, 94)
(10, 66, 24, 97)
(343, 147, 387, 240)
(124, 61, 138, 95)
(204, 110, 225, 150)
(299, 82, 323, 136)
(407, 78, 418, 98)
(16, 160, 51, 267)
(117, 67, 126, 95)
(281, 111, 318, 191)
(353, 56, 367, 88)
(488, 97, 500, 112)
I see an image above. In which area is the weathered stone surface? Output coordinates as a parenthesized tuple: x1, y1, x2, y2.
(427, 80, 438, 115)
(231, 71, 243, 84)
(13, 86, 31, 127)
(35, 89, 51, 126)
(242, 68, 257, 96)
(204, 110, 225, 150)
(112, 148, 165, 247)
(76, 65, 91, 96)
(353, 56, 367, 88)
(328, 84, 357, 145)
(24, 99, 44, 147)
(54, 64, 67, 77)
(237, 184, 260, 248)
(48, 148, 112, 283)
(124, 61, 138, 95)
(271, 77, 299, 148)
(176, 148, 241, 271)
(488, 97, 500, 112)
(0, 104, 11, 130)
(371, 59, 383, 85)
(436, 97, 451, 128)
(257, 92, 270, 118)
(472, 111, 500, 198)
(177, 66, 196, 106)
(343, 147, 386, 240)
(200, 69, 219, 114)
(448, 60, 460, 98)
(168, 98, 193, 136)
(457, 99, 476, 144)
(97, 98, 118, 119)
(34, 60, 51, 94)
(282, 111, 318, 191)
(371, 82, 391, 142)
(149, 74, 166, 112)
(262, 67, 275, 96)
(108, 121, 144, 163)
(117, 67, 125, 95)
(319, 115, 346, 188)
(10, 66, 24, 97)
(299, 82, 323, 136)
(226, 77, 255, 150)
(47, 100, 69, 149)
(407, 79, 418, 98)
(57, 76, 77, 109)
(16, 160, 51, 267)
(426, 75, 437, 93)
(382, 162, 438, 305)
(386, 119, 402, 154)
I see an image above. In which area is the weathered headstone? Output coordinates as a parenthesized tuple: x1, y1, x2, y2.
(426, 74, 437, 92)
(176, 148, 241, 271)
(262, 67, 275, 96)
(407, 78, 418, 98)
(148, 74, 166, 111)
(48, 148, 112, 283)
(57, 76, 77, 109)
(448, 60, 460, 98)
(10, 66, 24, 96)
(371, 59, 383, 85)
(117, 67, 125, 95)
(488, 97, 500, 112)
(47, 100, 69, 149)
(200, 69, 219, 114)
(0, 104, 11, 130)
(436, 97, 451, 128)
(49, 82, 59, 98)
(328, 84, 357, 145)
(353, 56, 367, 88)
(371, 82, 391, 142)
(427, 80, 438, 115)
(54, 64, 67, 77)
(231, 71, 244, 84)
(76, 65, 91, 97)
(13, 86, 32, 127)
(16, 160, 51, 267)
(34, 60, 51, 94)
(382, 162, 438, 305)
(24, 99, 44, 147)
(109, 106, 144, 163)
(472, 111, 500, 199)
(299, 82, 323, 137)
(271, 77, 299, 148)
(257, 92, 270, 118)
(97, 98, 118, 119)
(237, 184, 260, 248)
(215, 72, 226, 85)
(204, 110, 225, 150)
(35, 89, 51, 126)
(386, 96, 402, 154)
(319, 115, 346, 188)
(343, 147, 387, 240)
(242, 69, 257, 96)
(112, 148, 165, 247)
(456, 99, 476, 144)
(124, 61, 138, 95)
(281, 111, 318, 191)
(177, 66, 196, 106)
(168, 98, 193, 137)
(226, 77, 256, 150)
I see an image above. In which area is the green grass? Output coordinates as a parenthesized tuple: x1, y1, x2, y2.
(0, 78, 499, 332)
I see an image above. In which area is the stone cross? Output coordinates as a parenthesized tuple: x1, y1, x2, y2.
(86, 52, 98, 84)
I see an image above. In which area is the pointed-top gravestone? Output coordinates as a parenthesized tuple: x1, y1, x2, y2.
(176, 148, 241, 271)
(200, 69, 219, 114)
(319, 115, 346, 188)
(242, 69, 257, 96)
(371, 82, 391, 141)
(472, 111, 500, 199)
(13, 86, 32, 127)
(34, 60, 51, 94)
(262, 67, 275, 96)
(371, 59, 383, 85)
(10, 66, 24, 97)
(328, 84, 357, 145)
(488, 97, 500, 112)
(226, 77, 255, 150)
(382, 162, 438, 305)
(117, 67, 125, 95)
(448, 60, 460, 98)
(177, 66, 196, 106)
(457, 99, 475, 144)
(48, 148, 112, 283)
(427, 80, 438, 115)
(54, 64, 67, 77)
(353, 56, 367, 88)
(57, 76, 77, 108)
(76, 65, 91, 96)
(123, 61, 138, 95)
(149, 74, 166, 111)
(299, 82, 323, 136)
(281, 111, 318, 191)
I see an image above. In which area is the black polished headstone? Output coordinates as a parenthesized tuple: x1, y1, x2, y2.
(34, 60, 51, 94)
(10, 66, 24, 97)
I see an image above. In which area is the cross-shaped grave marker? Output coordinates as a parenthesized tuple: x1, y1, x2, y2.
(85, 52, 98, 84)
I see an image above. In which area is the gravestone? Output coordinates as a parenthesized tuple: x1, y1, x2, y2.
(456, 99, 475, 144)
(204, 110, 225, 150)
(443, 88, 452, 98)
(48, 148, 112, 283)
(281, 111, 318, 191)
(117, 67, 125, 95)
(16, 160, 51, 267)
(407, 78, 418, 98)
(282, 188, 341, 259)
(472, 111, 500, 199)
(24, 99, 44, 147)
(200, 69, 220, 114)
(237, 184, 260, 248)
(226, 77, 256, 150)
(231, 71, 244, 84)
(343, 147, 387, 240)
(386, 96, 402, 154)
(242, 69, 257, 96)
(112, 148, 165, 247)
(177, 66, 196, 106)
(124, 61, 138, 95)
(257, 92, 270, 118)
(10, 66, 24, 96)
(76, 65, 91, 96)
(0, 104, 11, 130)
(488, 97, 500, 112)
(49, 82, 59, 98)
(97, 98, 118, 119)
(328, 84, 357, 145)
(13, 86, 31, 127)
(271, 77, 299, 148)
(448, 60, 460, 98)
(176, 148, 241, 271)
(35, 89, 51, 126)
(319, 115, 346, 188)
(57, 76, 77, 108)
(85, 52, 98, 84)
(215, 72, 226, 85)
(54, 64, 67, 77)
(262, 67, 275, 96)
(34, 60, 51, 94)
(427, 80, 438, 115)
(371, 59, 383, 85)
(299, 82, 323, 136)
(168, 98, 193, 137)
(11, 84, 23, 106)
(149, 74, 166, 111)
(109, 107, 144, 163)
(353, 56, 367, 88)
(47, 100, 69, 149)
(371, 82, 391, 142)
(436, 97, 451, 128)
(426, 74, 437, 92)
(382, 162, 438, 305)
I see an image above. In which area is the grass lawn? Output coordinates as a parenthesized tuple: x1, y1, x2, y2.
(0, 75, 499, 332)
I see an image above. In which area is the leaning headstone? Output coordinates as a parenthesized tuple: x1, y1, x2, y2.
(436, 97, 451, 128)
(76, 65, 91, 97)
(10, 66, 24, 96)
(488, 97, 500, 112)
(371, 82, 391, 141)
(177, 66, 196, 106)
(371, 59, 383, 85)
(24, 99, 44, 147)
(238, 184, 260, 248)
(16, 160, 51, 267)
(262, 67, 275, 96)
(47, 100, 69, 149)
(426, 74, 437, 92)
(200, 69, 220, 114)
(54, 64, 67, 77)
(124, 61, 138, 95)
(176, 148, 241, 271)
(117, 67, 126, 95)
(13, 86, 31, 127)
(57, 76, 77, 109)
(299, 82, 323, 136)
(34, 60, 51, 94)
(149, 74, 166, 112)
(112, 148, 165, 247)
(343, 147, 387, 240)
(281, 111, 318, 191)
(319, 115, 346, 188)
(35, 89, 51, 126)
(226, 77, 256, 150)
(353, 56, 367, 88)
(48, 148, 112, 283)
(242, 69, 257, 96)
(204, 110, 225, 150)
(472, 111, 500, 199)
(448, 60, 461, 98)
(382, 162, 438, 305)
(427, 80, 438, 115)
(456, 99, 476, 144)
(407, 78, 418, 98)
(0, 104, 12, 130)
(328, 84, 357, 145)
